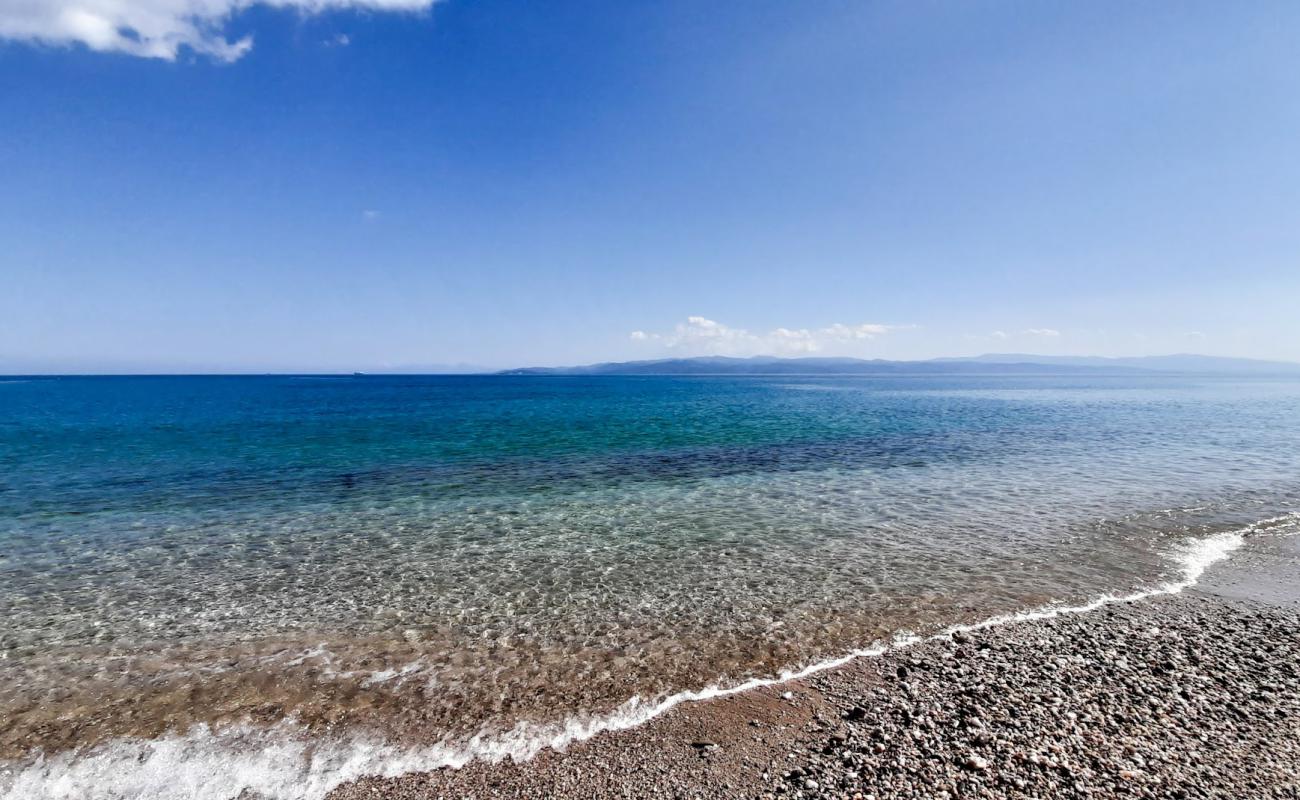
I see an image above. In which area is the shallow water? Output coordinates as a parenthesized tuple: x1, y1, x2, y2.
(2, 374, 1299, 799)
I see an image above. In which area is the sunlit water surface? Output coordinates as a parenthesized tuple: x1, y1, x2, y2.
(2, 374, 1299, 798)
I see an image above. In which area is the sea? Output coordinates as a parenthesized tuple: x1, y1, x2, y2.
(2, 373, 1299, 799)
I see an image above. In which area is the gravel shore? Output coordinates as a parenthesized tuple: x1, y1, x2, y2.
(330, 536, 1300, 799)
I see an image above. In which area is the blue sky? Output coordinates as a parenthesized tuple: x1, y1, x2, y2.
(2, 0, 1299, 371)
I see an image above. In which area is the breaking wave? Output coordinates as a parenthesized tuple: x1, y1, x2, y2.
(6, 514, 1293, 800)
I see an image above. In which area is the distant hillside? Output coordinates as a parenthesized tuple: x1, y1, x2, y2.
(497, 355, 1156, 376)
(938, 353, 1300, 375)
(498, 353, 1300, 376)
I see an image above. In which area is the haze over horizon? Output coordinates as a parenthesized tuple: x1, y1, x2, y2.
(4, 1, 1300, 371)
(5, 347, 1300, 376)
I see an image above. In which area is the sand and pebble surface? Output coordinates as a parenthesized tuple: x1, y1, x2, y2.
(329, 535, 1300, 800)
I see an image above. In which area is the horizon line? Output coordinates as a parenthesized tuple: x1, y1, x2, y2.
(6, 351, 1300, 378)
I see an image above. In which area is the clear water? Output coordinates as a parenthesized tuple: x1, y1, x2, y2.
(2, 374, 1299, 798)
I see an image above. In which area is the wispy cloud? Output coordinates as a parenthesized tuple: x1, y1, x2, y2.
(0, 0, 435, 62)
(630, 316, 911, 357)
(983, 328, 1060, 340)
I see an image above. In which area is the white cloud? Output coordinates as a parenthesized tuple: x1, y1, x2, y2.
(630, 316, 910, 357)
(0, 0, 434, 61)
(820, 322, 891, 340)
(980, 328, 1062, 341)
(361, 209, 380, 220)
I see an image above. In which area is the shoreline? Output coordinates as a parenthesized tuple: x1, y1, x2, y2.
(3, 527, 1295, 799)
(330, 531, 1300, 799)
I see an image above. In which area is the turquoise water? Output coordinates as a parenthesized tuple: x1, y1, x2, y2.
(2, 374, 1300, 798)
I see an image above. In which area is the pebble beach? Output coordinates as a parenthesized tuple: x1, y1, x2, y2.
(330, 534, 1300, 799)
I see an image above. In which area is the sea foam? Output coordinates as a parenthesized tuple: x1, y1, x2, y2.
(1, 516, 1290, 800)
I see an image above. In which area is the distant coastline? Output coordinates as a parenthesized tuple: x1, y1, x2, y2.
(496, 353, 1300, 376)
(7, 353, 1300, 378)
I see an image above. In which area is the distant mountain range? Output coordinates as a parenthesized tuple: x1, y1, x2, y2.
(8, 353, 1297, 377)
(499, 353, 1300, 376)
(936, 353, 1300, 374)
